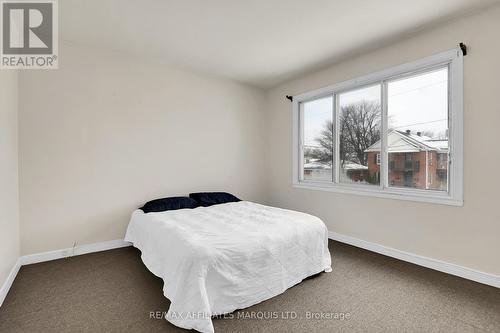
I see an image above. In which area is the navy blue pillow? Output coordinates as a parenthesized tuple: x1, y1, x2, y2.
(189, 192, 241, 207)
(140, 196, 198, 213)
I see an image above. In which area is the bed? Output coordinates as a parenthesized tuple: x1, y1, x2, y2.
(125, 200, 332, 333)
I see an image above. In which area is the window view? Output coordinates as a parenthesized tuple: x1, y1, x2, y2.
(301, 68, 450, 190)
(338, 85, 381, 185)
(295, 50, 462, 205)
(302, 96, 333, 181)
(385, 67, 449, 191)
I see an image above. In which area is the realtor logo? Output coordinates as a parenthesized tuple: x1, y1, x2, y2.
(1, 0, 58, 69)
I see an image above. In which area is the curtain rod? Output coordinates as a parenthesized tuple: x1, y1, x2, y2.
(285, 42, 468, 103)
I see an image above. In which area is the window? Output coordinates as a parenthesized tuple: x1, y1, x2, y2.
(301, 96, 333, 181)
(338, 84, 381, 185)
(292, 48, 463, 206)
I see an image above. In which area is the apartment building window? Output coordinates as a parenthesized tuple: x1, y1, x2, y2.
(292, 48, 463, 206)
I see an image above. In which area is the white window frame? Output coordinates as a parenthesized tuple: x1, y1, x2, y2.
(292, 48, 463, 206)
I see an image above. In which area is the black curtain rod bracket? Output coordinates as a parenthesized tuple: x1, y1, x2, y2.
(459, 42, 467, 56)
(285, 95, 293, 102)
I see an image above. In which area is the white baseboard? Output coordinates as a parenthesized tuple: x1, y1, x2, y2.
(329, 231, 500, 289)
(3, 234, 498, 309)
(0, 259, 21, 307)
(0, 239, 131, 308)
(19, 239, 131, 266)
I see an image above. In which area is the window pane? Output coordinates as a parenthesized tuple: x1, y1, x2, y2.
(387, 67, 449, 191)
(339, 85, 381, 185)
(302, 96, 333, 181)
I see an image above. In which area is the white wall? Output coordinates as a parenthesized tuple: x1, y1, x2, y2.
(14, 5, 500, 279)
(0, 71, 20, 289)
(18, 41, 267, 255)
(265, 5, 500, 276)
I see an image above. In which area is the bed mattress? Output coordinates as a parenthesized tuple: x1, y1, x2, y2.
(125, 201, 332, 333)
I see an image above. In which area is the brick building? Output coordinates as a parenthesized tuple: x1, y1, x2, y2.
(364, 130, 448, 190)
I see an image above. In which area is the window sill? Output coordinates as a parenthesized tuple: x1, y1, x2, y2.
(292, 181, 463, 206)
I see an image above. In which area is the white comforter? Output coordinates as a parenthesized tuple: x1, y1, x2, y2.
(125, 201, 332, 333)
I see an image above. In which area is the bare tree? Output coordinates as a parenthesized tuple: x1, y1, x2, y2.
(307, 120, 333, 164)
(340, 101, 381, 165)
(308, 100, 381, 166)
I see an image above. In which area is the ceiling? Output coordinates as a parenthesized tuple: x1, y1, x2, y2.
(60, 0, 499, 88)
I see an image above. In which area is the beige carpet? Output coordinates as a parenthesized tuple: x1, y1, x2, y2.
(1, 240, 499, 332)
